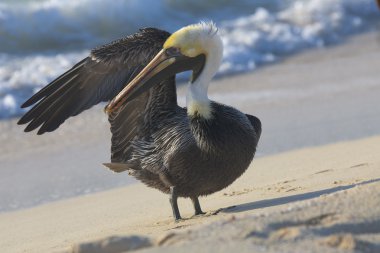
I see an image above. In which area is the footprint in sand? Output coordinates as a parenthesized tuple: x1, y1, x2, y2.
(223, 188, 254, 196)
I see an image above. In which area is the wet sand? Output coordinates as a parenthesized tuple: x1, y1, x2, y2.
(1, 31, 380, 212)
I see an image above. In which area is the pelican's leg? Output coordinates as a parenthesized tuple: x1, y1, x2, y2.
(169, 186, 181, 221)
(191, 196, 205, 216)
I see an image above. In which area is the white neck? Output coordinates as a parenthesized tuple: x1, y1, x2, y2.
(186, 38, 223, 119)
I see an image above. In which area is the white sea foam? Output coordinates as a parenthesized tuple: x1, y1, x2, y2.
(0, 0, 378, 119)
(219, 0, 379, 74)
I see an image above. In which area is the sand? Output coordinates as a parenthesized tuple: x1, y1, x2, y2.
(0, 31, 380, 252)
(1, 136, 379, 253)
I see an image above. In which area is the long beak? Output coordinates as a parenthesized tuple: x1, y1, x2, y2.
(106, 49, 176, 113)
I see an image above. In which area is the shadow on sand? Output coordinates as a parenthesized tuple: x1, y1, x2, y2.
(222, 178, 380, 213)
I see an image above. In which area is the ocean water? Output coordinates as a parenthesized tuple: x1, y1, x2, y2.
(0, 0, 379, 119)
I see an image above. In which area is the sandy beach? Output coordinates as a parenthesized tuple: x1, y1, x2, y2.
(1, 31, 380, 252)
(1, 136, 379, 253)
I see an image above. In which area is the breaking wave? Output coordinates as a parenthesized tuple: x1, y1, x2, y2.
(0, 0, 378, 118)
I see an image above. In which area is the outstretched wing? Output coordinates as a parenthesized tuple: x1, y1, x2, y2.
(18, 28, 171, 135)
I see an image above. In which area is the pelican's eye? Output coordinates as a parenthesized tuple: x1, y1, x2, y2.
(165, 47, 181, 56)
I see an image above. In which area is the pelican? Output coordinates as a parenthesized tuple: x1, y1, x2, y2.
(18, 22, 261, 220)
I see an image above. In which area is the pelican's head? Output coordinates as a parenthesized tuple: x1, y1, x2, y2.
(106, 22, 223, 119)
(164, 22, 220, 56)
(163, 22, 223, 77)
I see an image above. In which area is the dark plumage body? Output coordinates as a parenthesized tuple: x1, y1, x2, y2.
(109, 76, 261, 198)
(18, 26, 261, 220)
(127, 94, 260, 198)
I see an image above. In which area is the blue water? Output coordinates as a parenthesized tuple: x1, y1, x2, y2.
(0, 0, 379, 119)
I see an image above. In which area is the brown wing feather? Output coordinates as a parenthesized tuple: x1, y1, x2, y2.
(18, 28, 171, 135)
(108, 89, 150, 164)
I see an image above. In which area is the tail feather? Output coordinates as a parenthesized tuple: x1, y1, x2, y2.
(103, 162, 133, 173)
